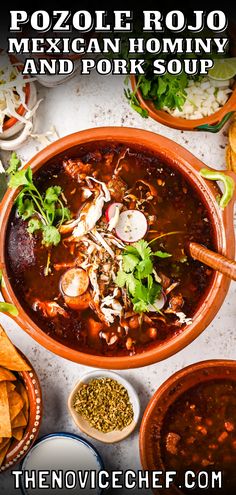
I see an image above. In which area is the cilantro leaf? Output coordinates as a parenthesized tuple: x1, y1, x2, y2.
(136, 257, 153, 278)
(9, 167, 32, 188)
(17, 198, 35, 220)
(55, 207, 71, 222)
(148, 283, 162, 304)
(45, 186, 62, 204)
(27, 218, 42, 234)
(153, 250, 172, 258)
(124, 88, 149, 118)
(115, 270, 127, 287)
(124, 245, 139, 256)
(134, 282, 149, 303)
(125, 273, 137, 297)
(44, 201, 56, 217)
(42, 225, 61, 247)
(0, 172, 7, 202)
(141, 78, 152, 97)
(123, 253, 139, 272)
(133, 240, 151, 260)
(132, 299, 149, 313)
(116, 271, 137, 296)
(6, 152, 22, 175)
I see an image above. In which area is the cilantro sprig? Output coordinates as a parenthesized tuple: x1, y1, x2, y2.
(7, 153, 71, 274)
(125, 71, 189, 118)
(115, 240, 171, 314)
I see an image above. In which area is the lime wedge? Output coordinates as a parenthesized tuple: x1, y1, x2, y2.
(208, 58, 236, 80)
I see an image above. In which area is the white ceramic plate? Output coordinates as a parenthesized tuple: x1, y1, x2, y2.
(68, 370, 140, 444)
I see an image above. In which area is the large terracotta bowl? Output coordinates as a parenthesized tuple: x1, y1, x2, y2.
(139, 359, 236, 495)
(0, 127, 235, 369)
(0, 350, 42, 472)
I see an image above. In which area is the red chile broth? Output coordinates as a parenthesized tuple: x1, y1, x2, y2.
(160, 379, 236, 494)
(6, 143, 216, 357)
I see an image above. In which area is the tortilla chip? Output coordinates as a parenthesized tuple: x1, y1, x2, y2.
(12, 427, 24, 441)
(0, 382, 12, 438)
(23, 403, 29, 423)
(15, 382, 29, 422)
(0, 440, 11, 468)
(7, 390, 24, 422)
(15, 382, 29, 410)
(0, 366, 16, 382)
(0, 326, 31, 371)
(229, 119, 236, 154)
(11, 410, 27, 428)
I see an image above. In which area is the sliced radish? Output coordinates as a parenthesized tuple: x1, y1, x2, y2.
(105, 202, 123, 223)
(60, 268, 89, 298)
(148, 292, 166, 312)
(115, 209, 148, 243)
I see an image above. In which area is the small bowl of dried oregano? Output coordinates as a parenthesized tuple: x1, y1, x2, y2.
(68, 370, 140, 443)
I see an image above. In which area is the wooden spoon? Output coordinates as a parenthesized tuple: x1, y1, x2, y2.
(186, 242, 236, 282)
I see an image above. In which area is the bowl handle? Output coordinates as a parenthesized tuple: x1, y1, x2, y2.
(200, 167, 236, 208)
(195, 111, 235, 133)
(222, 168, 236, 202)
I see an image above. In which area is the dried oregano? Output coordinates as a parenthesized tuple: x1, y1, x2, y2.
(73, 378, 134, 433)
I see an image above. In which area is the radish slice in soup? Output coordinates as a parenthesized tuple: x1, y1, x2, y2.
(105, 202, 123, 222)
(115, 210, 148, 243)
(60, 268, 89, 298)
(148, 292, 166, 312)
(106, 203, 123, 231)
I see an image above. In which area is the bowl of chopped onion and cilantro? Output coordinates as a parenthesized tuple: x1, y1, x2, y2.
(129, 58, 236, 132)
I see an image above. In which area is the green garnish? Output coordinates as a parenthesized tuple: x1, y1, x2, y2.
(0, 169, 7, 202)
(140, 72, 188, 111)
(0, 302, 19, 316)
(7, 153, 71, 275)
(0, 269, 18, 316)
(115, 239, 171, 313)
(200, 168, 235, 209)
(73, 378, 134, 433)
(124, 87, 149, 118)
(6, 151, 21, 175)
(7, 154, 71, 248)
(125, 70, 190, 118)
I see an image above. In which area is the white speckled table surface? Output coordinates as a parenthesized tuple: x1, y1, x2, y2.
(0, 72, 236, 494)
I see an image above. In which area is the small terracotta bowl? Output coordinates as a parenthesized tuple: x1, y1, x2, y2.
(130, 25, 236, 132)
(139, 359, 236, 495)
(2, 56, 30, 134)
(0, 52, 37, 150)
(130, 75, 236, 132)
(68, 370, 140, 444)
(0, 351, 42, 473)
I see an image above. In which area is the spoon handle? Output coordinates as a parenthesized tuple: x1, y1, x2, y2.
(187, 242, 236, 282)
